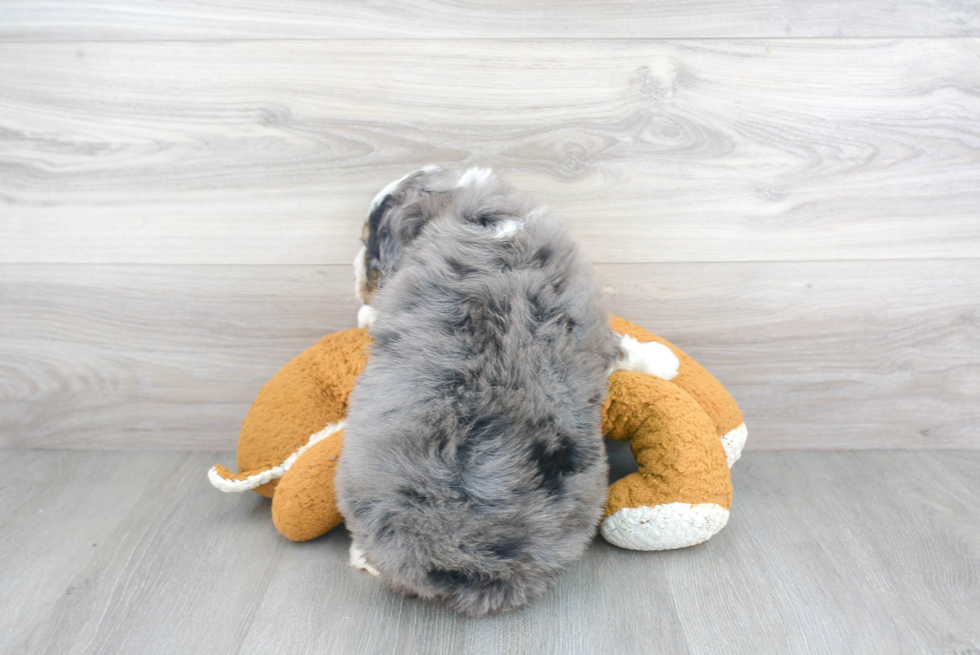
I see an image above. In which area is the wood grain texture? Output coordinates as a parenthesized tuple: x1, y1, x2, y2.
(0, 264, 362, 449)
(2, 39, 978, 265)
(1, 0, 978, 40)
(0, 450, 202, 653)
(4, 449, 978, 654)
(2, 259, 977, 450)
(8, 451, 289, 655)
(602, 259, 980, 450)
(670, 450, 980, 654)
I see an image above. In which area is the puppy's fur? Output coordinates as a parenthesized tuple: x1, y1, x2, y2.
(337, 166, 617, 616)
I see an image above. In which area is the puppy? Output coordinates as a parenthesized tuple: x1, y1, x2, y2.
(336, 166, 618, 616)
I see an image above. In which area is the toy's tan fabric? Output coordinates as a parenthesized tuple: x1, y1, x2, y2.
(272, 430, 346, 541)
(603, 371, 731, 516)
(609, 316, 743, 437)
(212, 328, 371, 500)
(210, 315, 745, 549)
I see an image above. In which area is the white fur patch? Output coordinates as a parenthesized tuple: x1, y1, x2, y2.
(455, 167, 493, 188)
(493, 220, 523, 239)
(370, 170, 415, 212)
(369, 166, 441, 212)
(357, 304, 377, 329)
(208, 421, 345, 493)
(601, 502, 730, 550)
(349, 542, 380, 576)
(353, 246, 368, 303)
(612, 334, 680, 380)
(721, 422, 747, 467)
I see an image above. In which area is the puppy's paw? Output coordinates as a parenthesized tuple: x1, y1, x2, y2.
(357, 305, 378, 329)
(349, 541, 379, 576)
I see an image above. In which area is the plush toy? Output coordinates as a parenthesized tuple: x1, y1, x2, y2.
(209, 315, 746, 551)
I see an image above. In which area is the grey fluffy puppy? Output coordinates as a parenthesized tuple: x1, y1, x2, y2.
(336, 166, 618, 616)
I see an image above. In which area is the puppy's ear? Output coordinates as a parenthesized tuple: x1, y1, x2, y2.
(396, 191, 454, 241)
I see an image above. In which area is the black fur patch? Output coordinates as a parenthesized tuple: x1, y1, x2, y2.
(437, 369, 470, 397)
(372, 329, 401, 350)
(487, 296, 511, 333)
(529, 434, 581, 495)
(453, 295, 510, 355)
(452, 311, 474, 333)
(447, 258, 478, 278)
(431, 426, 453, 454)
(367, 194, 394, 261)
(489, 539, 523, 560)
(428, 569, 475, 588)
(402, 205, 431, 239)
(526, 290, 558, 326)
(399, 486, 429, 505)
(463, 210, 500, 227)
(532, 247, 552, 267)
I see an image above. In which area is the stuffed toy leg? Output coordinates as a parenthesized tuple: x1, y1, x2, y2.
(209, 316, 746, 549)
(600, 317, 745, 550)
(208, 328, 371, 541)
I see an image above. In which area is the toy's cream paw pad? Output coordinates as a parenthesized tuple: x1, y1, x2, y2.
(208, 464, 283, 493)
(349, 542, 379, 576)
(601, 502, 730, 551)
(721, 423, 748, 467)
(613, 334, 680, 380)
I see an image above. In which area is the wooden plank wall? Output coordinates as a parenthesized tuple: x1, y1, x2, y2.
(1, 3, 978, 449)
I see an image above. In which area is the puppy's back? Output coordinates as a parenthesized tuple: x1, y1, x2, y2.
(337, 192, 615, 616)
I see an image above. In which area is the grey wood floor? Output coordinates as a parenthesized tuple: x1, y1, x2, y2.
(2, 448, 978, 655)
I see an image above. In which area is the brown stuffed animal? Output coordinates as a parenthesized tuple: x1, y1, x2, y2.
(209, 315, 746, 550)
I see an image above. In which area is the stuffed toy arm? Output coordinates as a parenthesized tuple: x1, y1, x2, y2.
(208, 328, 371, 540)
(615, 317, 747, 467)
(600, 370, 733, 550)
(600, 316, 746, 550)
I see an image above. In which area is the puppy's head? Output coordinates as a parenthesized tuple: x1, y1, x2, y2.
(354, 165, 449, 304)
(354, 165, 503, 304)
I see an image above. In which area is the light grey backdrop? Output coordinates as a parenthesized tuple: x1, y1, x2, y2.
(2, 2, 978, 450)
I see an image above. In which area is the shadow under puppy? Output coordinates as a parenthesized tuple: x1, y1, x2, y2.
(336, 166, 618, 616)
